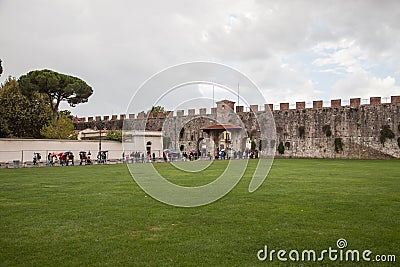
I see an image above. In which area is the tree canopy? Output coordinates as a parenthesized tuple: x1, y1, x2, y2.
(40, 113, 76, 139)
(18, 69, 93, 117)
(0, 76, 52, 138)
(150, 106, 167, 117)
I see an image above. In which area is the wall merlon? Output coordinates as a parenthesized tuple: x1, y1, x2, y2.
(265, 104, 273, 111)
(111, 115, 118, 120)
(236, 106, 244, 113)
(296, 102, 305, 109)
(370, 97, 381, 105)
(250, 105, 258, 112)
(199, 108, 207, 115)
(211, 107, 217, 114)
(188, 109, 195, 116)
(95, 116, 101, 121)
(350, 98, 361, 107)
(313, 100, 323, 109)
(129, 114, 135, 119)
(280, 103, 289, 110)
(177, 110, 184, 116)
(391, 95, 400, 104)
(331, 99, 341, 107)
(103, 115, 109, 121)
(120, 114, 126, 120)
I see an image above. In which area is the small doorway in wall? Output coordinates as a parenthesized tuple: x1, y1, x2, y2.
(146, 141, 152, 155)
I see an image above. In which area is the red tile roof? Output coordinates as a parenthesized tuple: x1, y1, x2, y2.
(200, 124, 242, 130)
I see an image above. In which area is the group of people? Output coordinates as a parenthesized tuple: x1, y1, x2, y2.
(46, 152, 75, 166)
(122, 151, 156, 163)
(209, 149, 259, 160)
(181, 151, 201, 161)
(33, 148, 260, 167)
(33, 151, 96, 167)
(79, 151, 93, 165)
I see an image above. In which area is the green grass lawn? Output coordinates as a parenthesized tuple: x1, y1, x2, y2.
(0, 159, 399, 266)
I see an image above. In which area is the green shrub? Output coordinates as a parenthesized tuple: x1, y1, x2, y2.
(40, 114, 75, 139)
(380, 125, 395, 145)
(278, 141, 285, 154)
(334, 138, 343, 153)
(322, 125, 332, 137)
(298, 126, 305, 138)
(105, 130, 122, 142)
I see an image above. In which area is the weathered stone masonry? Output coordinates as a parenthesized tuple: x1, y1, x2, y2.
(74, 96, 400, 159)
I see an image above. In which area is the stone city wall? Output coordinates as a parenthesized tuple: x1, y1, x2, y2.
(73, 96, 400, 159)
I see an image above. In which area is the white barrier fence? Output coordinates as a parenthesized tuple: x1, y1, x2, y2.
(0, 139, 126, 167)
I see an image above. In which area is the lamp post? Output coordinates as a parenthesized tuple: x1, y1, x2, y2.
(94, 126, 100, 152)
(99, 128, 102, 152)
(94, 124, 105, 159)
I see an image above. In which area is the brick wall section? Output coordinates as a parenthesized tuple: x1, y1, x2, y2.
(250, 105, 258, 112)
(236, 106, 244, 113)
(265, 104, 273, 111)
(391, 96, 400, 103)
(350, 98, 361, 107)
(313, 100, 323, 109)
(370, 97, 381, 105)
(296, 102, 305, 109)
(331, 99, 341, 107)
(280, 103, 289, 110)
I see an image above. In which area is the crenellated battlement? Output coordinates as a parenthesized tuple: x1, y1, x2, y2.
(73, 95, 400, 122)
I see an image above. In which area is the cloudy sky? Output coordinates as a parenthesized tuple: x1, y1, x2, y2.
(1, 0, 399, 116)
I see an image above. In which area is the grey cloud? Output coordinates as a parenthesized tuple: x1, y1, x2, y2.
(1, 0, 399, 116)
